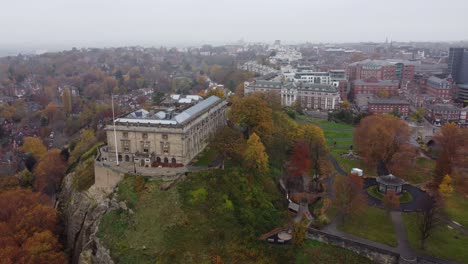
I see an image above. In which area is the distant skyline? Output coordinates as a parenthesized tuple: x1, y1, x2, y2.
(1, 0, 468, 53)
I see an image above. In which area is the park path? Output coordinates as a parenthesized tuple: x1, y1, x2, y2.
(438, 217, 468, 235)
(390, 211, 416, 262)
(328, 153, 346, 176)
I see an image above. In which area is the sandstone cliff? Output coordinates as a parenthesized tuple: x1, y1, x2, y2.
(60, 172, 118, 264)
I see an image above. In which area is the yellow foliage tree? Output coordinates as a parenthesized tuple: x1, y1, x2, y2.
(206, 88, 225, 98)
(229, 93, 274, 140)
(244, 133, 269, 176)
(342, 100, 350, 109)
(20, 137, 47, 160)
(62, 87, 72, 115)
(438, 174, 454, 196)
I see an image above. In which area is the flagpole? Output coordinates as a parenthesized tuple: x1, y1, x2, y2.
(111, 94, 119, 166)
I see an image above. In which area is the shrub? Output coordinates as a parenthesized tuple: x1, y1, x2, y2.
(72, 157, 95, 191)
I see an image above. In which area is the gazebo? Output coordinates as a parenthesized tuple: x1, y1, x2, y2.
(376, 174, 404, 194)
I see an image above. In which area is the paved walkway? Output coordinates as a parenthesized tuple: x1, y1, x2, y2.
(438, 217, 468, 235)
(328, 153, 346, 176)
(391, 211, 416, 261)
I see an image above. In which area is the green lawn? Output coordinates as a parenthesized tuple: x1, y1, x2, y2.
(296, 240, 375, 264)
(444, 192, 468, 228)
(403, 213, 468, 264)
(297, 115, 355, 130)
(404, 157, 435, 185)
(192, 146, 217, 166)
(339, 206, 397, 247)
(295, 116, 371, 176)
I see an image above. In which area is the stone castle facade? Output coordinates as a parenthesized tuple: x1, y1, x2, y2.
(105, 96, 227, 166)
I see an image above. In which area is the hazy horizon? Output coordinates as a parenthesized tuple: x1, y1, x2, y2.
(2, 0, 468, 54)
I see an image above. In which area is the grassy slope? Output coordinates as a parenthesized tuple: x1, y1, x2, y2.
(98, 170, 294, 263)
(98, 177, 185, 263)
(98, 170, 377, 263)
(403, 213, 468, 264)
(444, 192, 468, 228)
(296, 240, 375, 264)
(339, 206, 397, 247)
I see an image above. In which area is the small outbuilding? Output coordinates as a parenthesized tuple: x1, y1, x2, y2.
(376, 174, 404, 194)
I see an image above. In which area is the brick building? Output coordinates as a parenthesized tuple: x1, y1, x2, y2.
(425, 104, 461, 123)
(353, 78, 400, 97)
(424, 76, 453, 100)
(347, 59, 415, 82)
(368, 97, 410, 117)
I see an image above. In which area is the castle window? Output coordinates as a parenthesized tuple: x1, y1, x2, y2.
(121, 140, 130, 152)
(142, 141, 150, 153)
(142, 133, 148, 139)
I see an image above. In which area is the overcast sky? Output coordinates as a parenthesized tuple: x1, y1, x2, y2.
(1, 0, 468, 50)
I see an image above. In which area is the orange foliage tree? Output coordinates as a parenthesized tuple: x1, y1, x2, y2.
(0, 189, 66, 263)
(333, 174, 367, 222)
(34, 149, 66, 195)
(433, 123, 468, 184)
(354, 115, 411, 169)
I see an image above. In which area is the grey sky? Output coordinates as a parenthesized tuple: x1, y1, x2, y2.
(1, 0, 468, 49)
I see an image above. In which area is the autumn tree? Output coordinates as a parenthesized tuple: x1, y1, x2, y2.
(0, 189, 66, 263)
(210, 126, 245, 164)
(62, 86, 72, 115)
(244, 132, 269, 176)
(20, 137, 47, 160)
(341, 100, 350, 109)
(433, 123, 467, 184)
(382, 191, 400, 214)
(377, 90, 390, 98)
(354, 115, 411, 168)
(17, 169, 34, 188)
(438, 175, 453, 196)
(268, 112, 301, 165)
(288, 142, 311, 177)
(229, 93, 274, 140)
(235, 83, 244, 97)
(387, 144, 418, 180)
(34, 149, 66, 195)
(411, 108, 426, 124)
(417, 202, 440, 250)
(18, 231, 67, 264)
(206, 88, 225, 98)
(69, 129, 97, 164)
(292, 220, 307, 247)
(43, 102, 60, 123)
(298, 123, 331, 179)
(333, 174, 367, 222)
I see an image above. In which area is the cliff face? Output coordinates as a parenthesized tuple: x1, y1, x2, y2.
(60, 172, 118, 264)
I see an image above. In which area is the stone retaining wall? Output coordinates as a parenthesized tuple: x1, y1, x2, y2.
(307, 228, 457, 264)
(307, 228, 399, 264)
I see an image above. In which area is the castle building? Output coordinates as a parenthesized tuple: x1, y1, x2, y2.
(105, 96, 227, 167)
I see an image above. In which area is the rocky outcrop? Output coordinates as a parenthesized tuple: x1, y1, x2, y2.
(60, 172, 119, 264)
